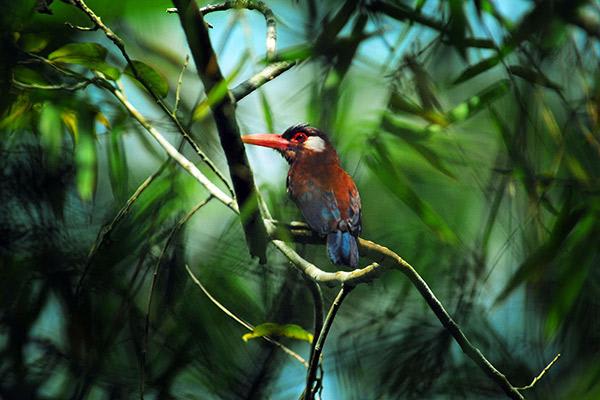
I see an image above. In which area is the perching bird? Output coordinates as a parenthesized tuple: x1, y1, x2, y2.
(241, 124, 362, 268)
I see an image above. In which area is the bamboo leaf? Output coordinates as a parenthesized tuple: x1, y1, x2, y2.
(192, 53, 247, 120)
(124, 60, 169, 98)
(38, 102, 63, 166)
(107, 125, 129, 203)
(453, 55, 501, 85)
(49, 42, 108, 64)
(19, 33, 49, 53)
(259, 91, 274, 133)
(507, 65, 562, 91)
(242, 323, 313, 343)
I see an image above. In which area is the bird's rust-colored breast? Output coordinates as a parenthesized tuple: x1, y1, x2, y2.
(287, 156, 361, 234)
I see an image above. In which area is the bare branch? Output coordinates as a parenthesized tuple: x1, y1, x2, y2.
(174, 54, 190, 114)
(232, 60, 296, 101)
(305, 285, 353, 399)
(184, 264, 308, 367)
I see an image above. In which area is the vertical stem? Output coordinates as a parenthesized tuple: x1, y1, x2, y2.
(304, 285, 354, 399)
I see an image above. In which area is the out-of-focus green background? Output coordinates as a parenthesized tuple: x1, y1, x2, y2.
(1, 0, 599, 399)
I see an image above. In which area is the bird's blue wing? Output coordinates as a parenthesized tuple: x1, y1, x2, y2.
(292, 188, 341, 235)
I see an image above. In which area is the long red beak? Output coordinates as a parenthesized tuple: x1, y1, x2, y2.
(241, 134, 290, 151)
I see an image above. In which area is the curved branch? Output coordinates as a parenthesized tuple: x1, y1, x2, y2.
(232, 60, 296, 101)
(168, 0, 277, 60)
(265, 219, 525, 400)
(305, 285, 353, 400)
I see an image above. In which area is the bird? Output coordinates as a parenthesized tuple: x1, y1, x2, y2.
(241, 124, 362, 268)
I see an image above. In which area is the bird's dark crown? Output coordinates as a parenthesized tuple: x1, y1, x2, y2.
(282, 124, 329, 142)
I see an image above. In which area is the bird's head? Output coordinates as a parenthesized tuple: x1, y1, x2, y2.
(241, 124, 335, 163)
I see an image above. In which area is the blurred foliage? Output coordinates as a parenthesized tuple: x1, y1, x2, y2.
(1, 0, 600, 399)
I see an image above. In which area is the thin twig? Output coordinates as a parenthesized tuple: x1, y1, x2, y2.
(185, 264, 308, 367)
(516, 353, 561, 391)
(11, 79, 95, 91)
(174, 55, 189, 114)
(232, 61, 296, 101)
(305, 285, 353, 399)
(167, 0, 277, 60)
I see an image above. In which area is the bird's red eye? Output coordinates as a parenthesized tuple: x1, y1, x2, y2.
(292, 132, 308, 143)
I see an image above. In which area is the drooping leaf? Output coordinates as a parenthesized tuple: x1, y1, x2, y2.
(12, 66, 47, 85)
(107, 125, 129, 203)
(507, 65, 562, 91)
(19, 33, 49, 53)
(60, 110, 78, 143)
(49, 42, 108, 65)
(48, 42, 120, 80)
(242, 323, 313, 343)
(38, 102, 63, 166)
(192, 53, 247, 120)
(124, 60, 169, 98)
(92, 62, 121, 81)
(0, 95, 31, 129)
(75, 126, 97, 201)
(382, 114, 454, 179)
(495, 204, 586, 304)
(259, 91, 274, 133)
(453, 55, 501, 85)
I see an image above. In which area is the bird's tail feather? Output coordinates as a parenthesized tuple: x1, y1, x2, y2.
(327, 231, 359, 268)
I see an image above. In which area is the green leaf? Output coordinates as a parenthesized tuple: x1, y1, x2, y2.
(192, 53, 247, 120)
(259, 91, 274, 133)
(19, 33, 49, 53)
(382, 115, 455, 179)
(92, 61, 121, 81)
(38, 102, 63, 167)
(270, 44, 312, 63)
(0, 95, 31, 129)
(242, 323, 313, 343)
(75, 127, 97, 201)
(107, 125, 129, 203)
(49, 42, 108, 65)
(48, 42, 120, 80)
(453, 55, 501, 85)
(124, 60, 169, 98)
(13, 66, 47, 85)
(507, 65, 562, 91)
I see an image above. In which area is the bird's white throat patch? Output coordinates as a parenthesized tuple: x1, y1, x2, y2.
(304, 136, 326, 152)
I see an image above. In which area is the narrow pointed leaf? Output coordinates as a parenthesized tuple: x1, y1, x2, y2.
(124, 60, 169, 98)
(242, 323, 313, 343)
(49, 42, 108, 64)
